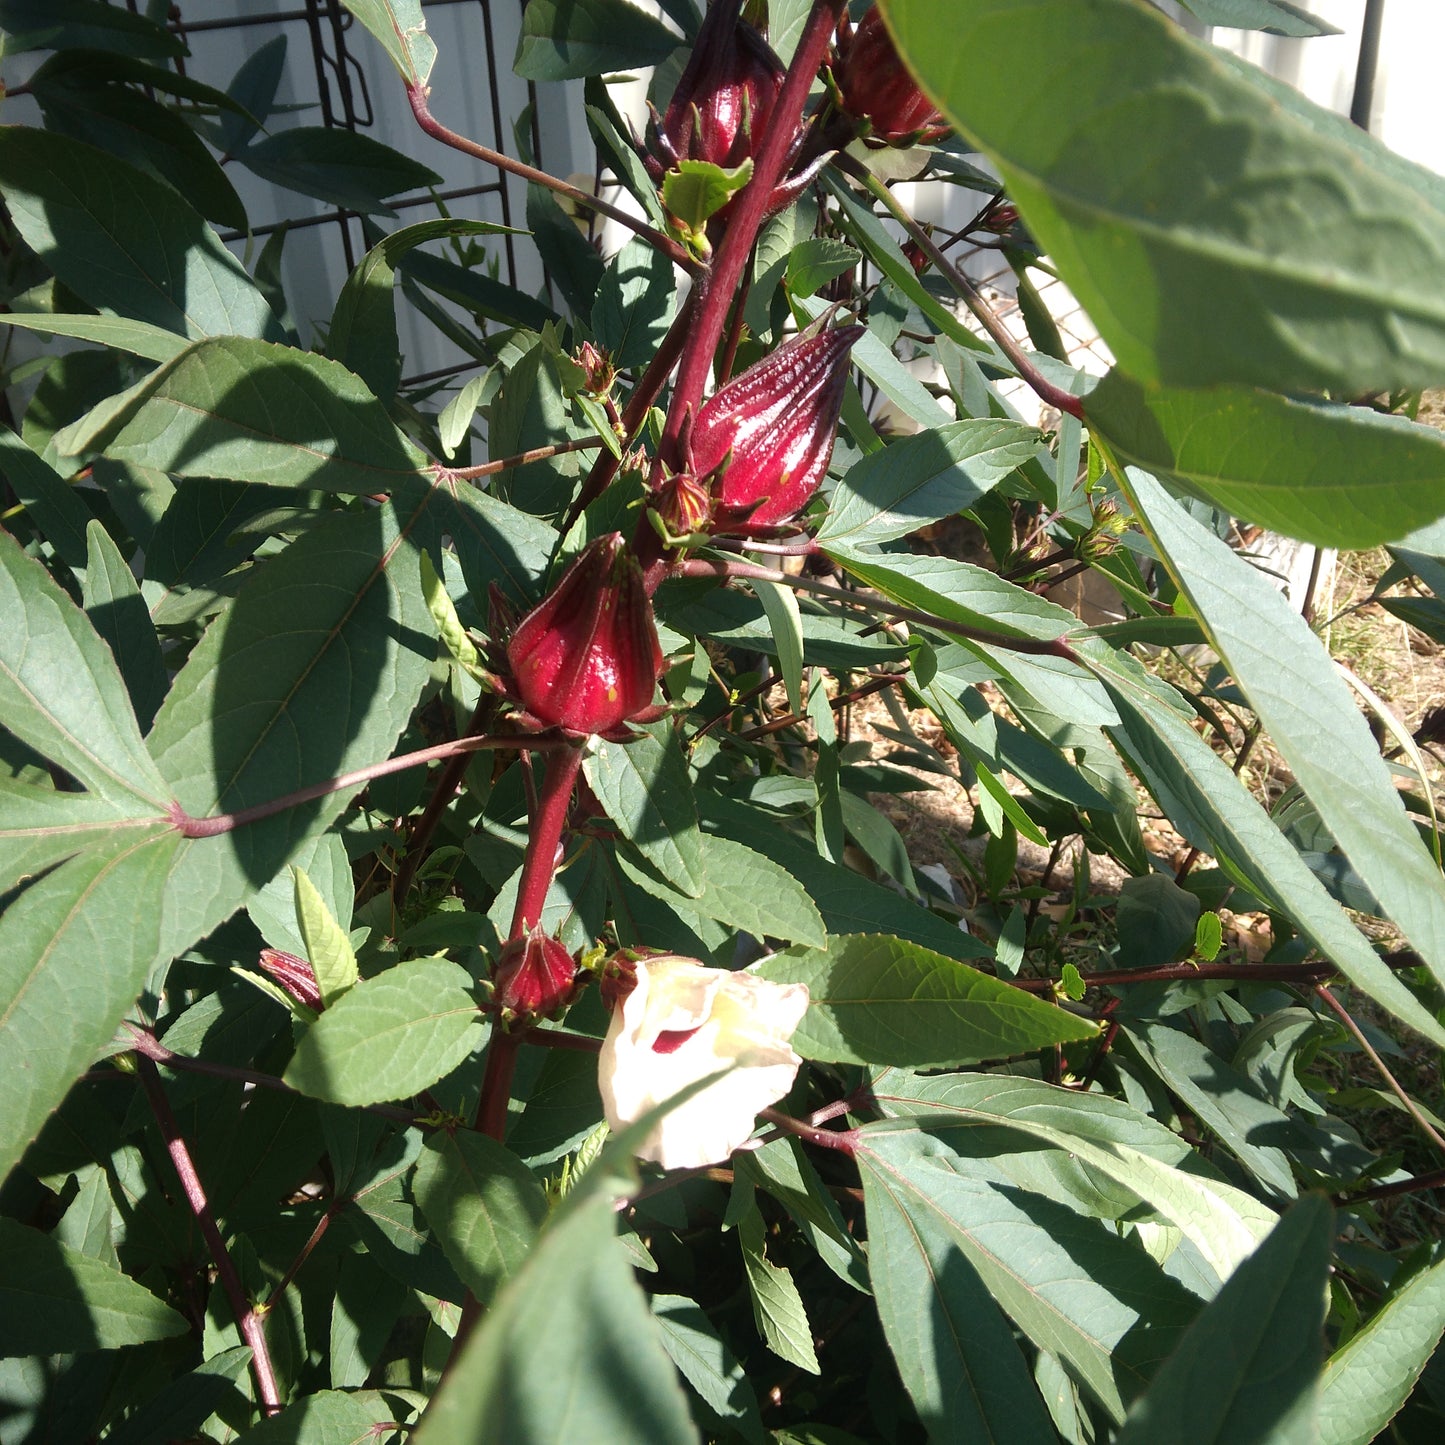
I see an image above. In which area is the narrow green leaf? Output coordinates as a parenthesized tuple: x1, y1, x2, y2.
(754, 578, 804, 715)
(439, 373, 488, 459)
(593, 238, 679, 369)
(0, 827, 178, 1185)
(879, 0, 1445, 395)
(339, 0, 436, 86)
(0, 0, 183, 57)
(1318, 1256, 1445, 1445)
(419, 549, 484, 676)
(867, 1072, 1277, 1284)
(1091, 645, 1445, 1046)
(414, 1131, 549, 1307)
(860, 1130, 1198, 1423)
(0, 426, 92, 568)
(103, 1347, 253, 1445)
(81, 521, 166, 733)
(1122, 468, 1445, 1005)
(820, 418, 1040, 548)
(514, 0, 681, 81)
(55, 337, 428, 493)
(1087, 371, 1445, 548)
(0, 128, 280, 342)
(0, 311, 186, 364)
(739, 1208, 819, 1373)
(237, 127, 441, 217)
(1114, 1195, 1330, 1445)
(586, 730, 706, 898)
(859, 1140, 1060, 1442)
(415, 1195, 696, 1444)
(757, 933, 1095, 1067)
(283, 958, 484, 1106)
(652, 1294, 767, 1445)
(1174, 0, 1338, 35)
(292, 867, 359, 1008)
(0, 1215, 188, 1353)
(617, 832, 827, 949)
(0, 527, 168, 806)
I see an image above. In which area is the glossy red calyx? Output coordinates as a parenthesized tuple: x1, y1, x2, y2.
(690, 323, 864, 533)
(653, 0, 786, 176)
(493, 925, 580, 1022)
(506, 533, 665, 736)
(833, 7, 950, 148)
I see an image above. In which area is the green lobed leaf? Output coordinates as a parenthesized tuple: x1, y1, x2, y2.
(879, 0, 1445, 395)
(859, 1137, 1060, 1442)
(413, 1131, 549, 1307)
(586, 730, 707, 898)
(514, 0, 682, 81)
(0, 128, 280, 342)
(55, 336, 428, 493)
(0, 1215, 188, 1354)
(0, 778, 155, 897)
(1121, 468, 1445, 1007)
(739, 1208, 819, 1373)
(1087, 371, 1445, 548)
(0, 526, 169, 807)
(0, 827, 178, 1187)
(81, 520, 166, 734)
(859, 1128, 1199, 1423)
(338, 0, 436, 86)
(662, 158, 753, 234)
(146, 497, 436, 959)
(1089, 644, 1445, 1046)
(283, 957, 484, 1106)
(757, 933, 1096, 1067)
(1113, 1195, 1331, 1445)
(414, 1195, 696, 1444)
(593, 238, 680, 369)
(820, 418, 1041, 548)
(1317, 1256, 1445, 1445)
(292, 867, 359, 1008)
(232, 1389, 397, 1444)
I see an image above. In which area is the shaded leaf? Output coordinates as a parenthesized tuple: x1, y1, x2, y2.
(237, 127, 441, 217)
(653, 1294, 767, 1444)
(739, 1208, 819, 1373)
(593, 238, 678, 369)
(338, 0, 436, 86)
(514, 0, 681, 81)
(81, 520, 166, 733)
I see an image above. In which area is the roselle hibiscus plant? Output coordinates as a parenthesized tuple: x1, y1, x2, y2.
(5, 0, 1445, 1439)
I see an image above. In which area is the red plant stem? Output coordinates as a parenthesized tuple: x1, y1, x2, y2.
(758, 1106, 858, 1155)
(169, 732, 571, 839)
(444, 436, 603, 482)
(1008, 957, 1417, 993)
(262, 1209, 335, 1316)
(660, 0, 848, 461)
(405, 83, 699, 275)
(678, 555, 1080, 659)
(738, 672, 901, 740)
(136, 1057, 282, 1416)
(476, 1030, 523, 1140)
(841, 158, 1085, 421)
(1335, 1166, 1445, 1207)
(508, 744, 585, 939)
(1314, 985, 1445, 1153)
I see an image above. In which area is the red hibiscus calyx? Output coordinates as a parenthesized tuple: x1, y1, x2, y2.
(492, 925, 583, 1025)
(829, 7, 950, 149)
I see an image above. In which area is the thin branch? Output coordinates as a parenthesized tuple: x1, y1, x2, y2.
(136, 1057, 283, 1416)
(406, 83, 699, 274)
(261, 1208, 335, 1316)
(758, 1107, 859, 1155)
(169, 731, 571, 839)
(1335, 1166, 1445, 1207)
(738, 673, 901, 741)
(443, 436, 603, 481)
(1314, 985, 1445, 1154)
(840, 157, 1085, 421)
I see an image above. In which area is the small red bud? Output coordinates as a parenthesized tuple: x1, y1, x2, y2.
(258, 948, 322, 1012)
(653, 0, 785, 177)
(506, 534, 665, 735)
(493, 925, 580, 1022)
(577, 341, 616, 395)
(901, 239, 930, 276)
(654, 471, 713, 540)
(690, 324, 864, 533)
(833, 8, 950, 149)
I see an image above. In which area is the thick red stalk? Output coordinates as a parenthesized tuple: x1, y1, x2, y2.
(661, 0, 848, 464)
(508, 744, 585, 941)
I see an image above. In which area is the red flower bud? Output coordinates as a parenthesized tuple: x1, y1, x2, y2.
(577, 340, 615, 395)
(506, 534, 664, 735)
(690, 324, 864, 533)
(653, 0, 785, 176)
(258, 948, 322, 1012)
(493, 925, 580, 1022)
(833, 8, 950, 149)
(653, 471, 713, 540)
